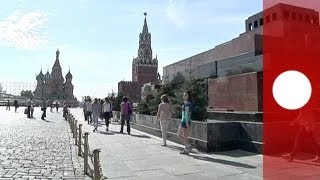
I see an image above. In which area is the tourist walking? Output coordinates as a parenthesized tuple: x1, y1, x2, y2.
(41, 98, 48, 120)
(55, 100, 59, 112)
(156, 94, 173, 146)
(26, 98, 32, 118)
(81, 99, 88, 121)
(86, 98, 92, 124)
(50, 102, 54, 112)
(30, 100, 34, 118)
(120, 96, 132, 135)
(13, 99, 19, 113)
(63, 103, 69, 121)
(92, 98, 101, 132)
(282, 108, 320, 162)
(6, 100, 10, 111)
(178, 91, 192, 155)
(103, 97, 113, 132)
(99, 99, 104, 120)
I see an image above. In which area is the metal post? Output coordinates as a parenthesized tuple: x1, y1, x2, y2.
(84, 132, 89, 175)
(78, 124, 82, 156)
(72, 117, 76, 138)
(70, 117, 73, 134)
(93, 149, 102, 180)
(75, 120, 78, 145)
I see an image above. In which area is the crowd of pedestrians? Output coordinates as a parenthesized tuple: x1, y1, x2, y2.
(5, 99, 19, 113)
(4, 98, 70, 121)
(81, 97, 115, 132)
(81, 92, 192, 155)
(4, 91, 193, 156)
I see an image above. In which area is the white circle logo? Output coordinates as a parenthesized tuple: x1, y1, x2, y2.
(272, 70, 312, 110)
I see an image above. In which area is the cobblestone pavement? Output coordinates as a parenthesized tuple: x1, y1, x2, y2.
(0, 107, 91, 180)
(71, 108, 263, 180)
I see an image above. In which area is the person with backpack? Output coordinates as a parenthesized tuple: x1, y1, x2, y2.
(156, 94, 173, 147)
(120, 96, 132, 135)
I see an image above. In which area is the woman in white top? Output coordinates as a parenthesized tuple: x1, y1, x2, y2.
(156, 94, 173, 146)
(103, 98, 112, 131)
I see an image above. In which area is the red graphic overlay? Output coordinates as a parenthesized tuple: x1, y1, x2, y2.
(263, 0, 320, 179)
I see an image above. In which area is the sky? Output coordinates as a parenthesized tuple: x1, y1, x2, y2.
(0, 0, 265, 100)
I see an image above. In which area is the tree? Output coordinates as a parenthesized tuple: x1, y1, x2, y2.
(21, 90, 33, 98)
(137, 79, 208, 121)
(110, 92, 124, 111)
(137, 94, 154, 115)
(137, 82, 176, 116)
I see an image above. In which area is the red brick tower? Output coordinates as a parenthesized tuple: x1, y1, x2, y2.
(132, 13, 159, 91)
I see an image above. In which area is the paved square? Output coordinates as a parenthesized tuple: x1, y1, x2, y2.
(0, 107, 90, 179)
(71, 108, 263, 180)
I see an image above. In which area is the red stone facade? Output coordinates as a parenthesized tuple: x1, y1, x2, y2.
(118, 81, 139, 102)
(135, 65, 158, 87)
(208, 72, 262, 111)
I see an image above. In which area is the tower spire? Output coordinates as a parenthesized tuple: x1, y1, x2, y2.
(142, 12, 148, 34)
(56, 49, 60, 60)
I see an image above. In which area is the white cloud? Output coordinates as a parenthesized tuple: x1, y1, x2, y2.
(165, 0, 188, 29)
(0, 10, 48, 50)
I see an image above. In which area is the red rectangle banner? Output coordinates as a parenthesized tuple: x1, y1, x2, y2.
(263, 0, 320, 179)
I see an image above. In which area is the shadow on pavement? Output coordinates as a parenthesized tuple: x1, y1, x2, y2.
(166, 145, 256, 169)
(97, 131, 115, 135)
(166, 145, 200, 154)
(130, 134, 151, 139)
(112, 131, 126, 135)
(212, 150, 259, 158)
(189, 154, 257, 169)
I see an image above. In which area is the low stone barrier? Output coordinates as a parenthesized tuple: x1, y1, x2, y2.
(113, 111, 263, 153)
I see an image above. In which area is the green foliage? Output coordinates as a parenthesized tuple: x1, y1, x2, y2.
(137, 80, 208, 121)
(137, 94, 154, 115)
(178, 78, 208, 121)
(138, 82, 176, 116)
(21, 90, 33, 98)
(109, 92, 123, 111)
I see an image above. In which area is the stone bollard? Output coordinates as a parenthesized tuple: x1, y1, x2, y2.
(84, 132, 89, 175)
(78, 124, 82, 157)
(93, 149, 102, 180)
(75, 120, 78, 145)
